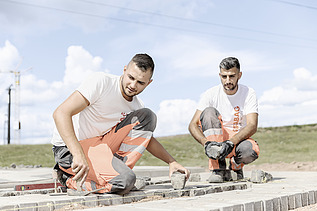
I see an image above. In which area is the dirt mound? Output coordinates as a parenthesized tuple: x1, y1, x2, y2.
(244, 161, 317, 172)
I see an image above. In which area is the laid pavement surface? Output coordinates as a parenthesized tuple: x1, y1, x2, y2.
(0, 166, 316, 210)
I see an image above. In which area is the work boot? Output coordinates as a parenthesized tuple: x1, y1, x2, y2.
(207, 169, 225, 183)
(229, 157, 244, 180)
(234, 169, 244, 180)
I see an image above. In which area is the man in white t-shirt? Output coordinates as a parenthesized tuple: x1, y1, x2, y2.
(188, 57, 260, 183)
(52, 54, 190, 194)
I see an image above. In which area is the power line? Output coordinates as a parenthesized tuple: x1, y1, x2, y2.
(78, 0, 317, 42)
(264, 0, 317, 10)
(0, 0, 317, 50)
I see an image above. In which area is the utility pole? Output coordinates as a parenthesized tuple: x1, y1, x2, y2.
(7, 85, 13, 145)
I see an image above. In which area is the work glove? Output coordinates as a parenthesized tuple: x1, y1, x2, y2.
(204, 141, 222, 160)
(218, 140, 234, 160)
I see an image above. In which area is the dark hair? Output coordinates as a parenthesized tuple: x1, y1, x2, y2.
(130, 53, 155, 73)
(219, 57, 240, 71)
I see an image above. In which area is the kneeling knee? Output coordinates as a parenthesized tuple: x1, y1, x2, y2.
(136, 108, 157, 132)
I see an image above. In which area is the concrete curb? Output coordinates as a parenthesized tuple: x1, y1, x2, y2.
(210, 190, 317, 211)
(0, 182, 249, 211)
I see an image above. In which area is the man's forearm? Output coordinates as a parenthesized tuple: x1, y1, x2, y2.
(53, 108, 82, 155)
(146, 137, 176, 164)
(188, 123, 207, 146)
(229, 124, 257, 145)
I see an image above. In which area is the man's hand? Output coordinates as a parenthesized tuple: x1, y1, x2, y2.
(169, 161, 191, 180)
(204, 140, 234, 160)
(204, 141, 222, 160)
(71, 153, 89, 189)
(218, 140, 234, 160)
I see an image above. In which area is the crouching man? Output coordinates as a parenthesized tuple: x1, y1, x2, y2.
(52, 53, 190, 194)
(188, 57, 259, 182)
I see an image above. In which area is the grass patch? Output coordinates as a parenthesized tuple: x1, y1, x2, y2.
(0, 124, 316, 168)
(0, 144, 55, 167)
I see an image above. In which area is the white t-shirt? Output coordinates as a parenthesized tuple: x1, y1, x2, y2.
(197, 84, 258, 133)
(51, 72, 144, 146)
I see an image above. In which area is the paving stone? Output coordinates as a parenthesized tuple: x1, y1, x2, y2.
(288, 194, 296, 210)
(71, 197, 85, 205)
(0, 205, 19, 211)
(83, 195, 98, 207)
(253, 200, 263, 211)
(222, 184, 235, 192)
(189, 188, 205, 197)
(171, 172, 186, 190)
(163, 190, 183, 198)
(294, 193, 302, 209)
(205, 186, 216, 194)
(223, 204, 243, 211)
(250, 170, 273, 183)
(18, 202, 38, 211)
(189, 173, 201, 182)
(302, 192, 309, 207)
(98, 194, 113, 206)
(280, 195, 289, 211)
(264, 199, 273, 211)
(108, 194, 124, 205)
(53, 199, 72, 210)
(37, 201, 54, 211)
(123, 191, 147, 203)
(244, 202, 254, 211)
(272, 197, 280, 211)
(133, 177, 147, 190)
(308, 190, 316, 205)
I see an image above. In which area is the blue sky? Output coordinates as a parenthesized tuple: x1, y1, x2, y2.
(0, 0, 316, 144)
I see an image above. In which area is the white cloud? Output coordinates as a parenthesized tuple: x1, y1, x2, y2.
(0, 40, 20, 69)
(259, 68, 317, 127)
(155, 99, 197, 137)
(0, 42, 107, 144)
(153, 35, 276, 80)
(63, 46, 104, 86)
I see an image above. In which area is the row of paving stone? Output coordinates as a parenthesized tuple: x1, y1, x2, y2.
(0, 182, 249, 211)
(3, 183, 317, 211)
(209, 190, 317, 211)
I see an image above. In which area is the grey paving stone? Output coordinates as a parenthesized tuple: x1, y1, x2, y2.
(71, 197, 85, 205)
(18, 202, 38, 211)
(221, 184, 233, 192)
(123, 191, 147, 203)
(205, 186, 216, 194)
(272, 197, 280, 211)
(53, 199, 72, 210)
(264, 199, 273, 211)
(308, 190, 316, 205)
(106, 194, 124, 205)
(83, 195, 98, 207)
(37, 201, 54, 211)
(171, 172, 186, 190)
(294, 193, 302, 209)
(98, 194, 113, 206)
(189, 188, 205, 197)
(244, 202, 254, 211)
(280, 195, 289, 211)
(189, 173, 201, 182)
(302, 192, 309, 207)
(288, 194, 296, 210)
(0, 205, 19, 211)
(223, 204, 243, 211)
(253, 200, 263, 211)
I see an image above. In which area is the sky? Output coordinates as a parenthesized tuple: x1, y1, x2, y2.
(0, 0, 316, 145)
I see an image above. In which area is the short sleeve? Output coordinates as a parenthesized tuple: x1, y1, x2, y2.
(76, 72, 107, 104)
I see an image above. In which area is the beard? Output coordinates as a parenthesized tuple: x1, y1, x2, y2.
(223, 83, 237, 91)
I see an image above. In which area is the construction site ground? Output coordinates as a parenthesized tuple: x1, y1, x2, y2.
(0, 166, 317, 211)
